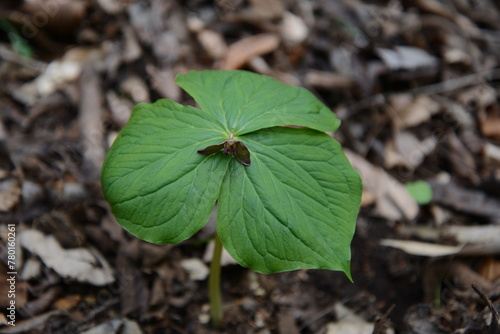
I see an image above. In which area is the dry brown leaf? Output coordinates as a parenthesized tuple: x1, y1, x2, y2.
(120, 75, 150, 104)
(445, 131, 479, 184)
(122, 25, 142, 63)
(96, 0, 124, 15)
(484, 143, 500, 168)
(19, 230, 114, 286)
(480, 115, 500, 139)
(0, 310, 63, 334)
(387, 94, 440, 129)
(380, 239, 464, 257)
(280, 11, 309, 46)
(0, 179, 21, 212)
(145, 65, 182, 101)
(0, 271, 28, 309)
(197, 29, 228, 59)
(221, 33, 280, 70)
(442, 225, 500, 246)
(106, 91, 133, 129)
(456, 84, 496, 112)
(0, 313, 7, 327)
(13, 47, 104, 106)
(376, 46, 438, 72)
(180, 259, 209, 281)
(345, 150, 419, 221)
(415, 0, 455, 21)
(79, 62, 104, 180)
(278, 312, 300, 334)
(243, 0, 285, 21)
(430, 181, 500, 221)
(402, 224, 500, 257)
(304, 70, 354, 90)
(478, 102, 500, 139)
(478, 257, 500, 282)
(80, 319, 123, 334)
(53, 294, 81, 311)
(385, 131, 436, 169)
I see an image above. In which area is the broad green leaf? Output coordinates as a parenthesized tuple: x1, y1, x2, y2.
(175, 70, 341, 135)
(217, 127, 361, 277)
(102, 70, 361, 279)
(101, 99, 230, 244)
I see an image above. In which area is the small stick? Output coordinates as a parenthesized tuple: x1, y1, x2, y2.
(471, 283, 499, 332)
(372, 304, 395, 334)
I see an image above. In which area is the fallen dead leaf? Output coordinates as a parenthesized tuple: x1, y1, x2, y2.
(180, 258, 209, 281)
(96, 0, 124, 15)
(280, 11, 308, 46)
(484, 142, 500, 168)
(385, 131, 436, 169)
(13, 46, 104, 106)
(345, 150, 419, 221)
(478, 257, 500, 282)
(82, 318, 142, 334)
(221, 33, 280, 70)
(430, 181, 500, 221)
(19, 229, 114, 286)
(323, 302, 394, 334)
(0, 270, 28, 309)
(387, 94, 440, 130)
(0, 179, 21, 212)
(0, 310, 63, 334)
(197, 29, 228, 60)
(305, 70, 355, 90)
(376, 46, 438, 72)
(53, 294, 81, 312)
(380, 239, 464, 257)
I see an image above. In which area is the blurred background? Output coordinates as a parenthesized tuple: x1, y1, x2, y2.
(1, 0, 500, 333)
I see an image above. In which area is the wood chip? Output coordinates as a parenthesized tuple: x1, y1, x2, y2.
(221, 33, 280, 70)
(305, 70, 354, 90)
(197, 29, 228, 59)
(79, 62, 104, 180)
(122, 25, 142, 63)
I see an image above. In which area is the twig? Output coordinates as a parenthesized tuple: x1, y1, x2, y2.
(345, 68, 500, 118)
(0, 44, 47, 73)
(372, 304, 395, 334)
(471, 284, 500, 333)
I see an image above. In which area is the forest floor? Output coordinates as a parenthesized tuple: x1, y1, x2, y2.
(1, 0, 500, 333)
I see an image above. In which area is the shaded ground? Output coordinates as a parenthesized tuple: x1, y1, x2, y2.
(1, 0, 500, 333)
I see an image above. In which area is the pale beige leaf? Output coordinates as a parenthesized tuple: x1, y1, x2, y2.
(19, 230, 114, 286)
(380, 239, 463, 257)
(221, 33, 280, 70)
(345, 150, 419, 220)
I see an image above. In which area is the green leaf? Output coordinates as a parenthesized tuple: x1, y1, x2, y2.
(101, 99, 229, 244)
(406, 181, 433, 205)
(217, 127, 361, 277)
(175, 70, 341, 135)
(102, 70, 361, 278)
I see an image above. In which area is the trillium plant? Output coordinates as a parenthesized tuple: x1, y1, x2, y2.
(101, 70, 362, 326)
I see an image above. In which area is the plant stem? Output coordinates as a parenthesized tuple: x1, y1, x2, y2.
(209, 233, 223, 328)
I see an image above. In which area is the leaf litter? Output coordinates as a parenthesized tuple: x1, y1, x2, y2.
(1, 0, 500, 332)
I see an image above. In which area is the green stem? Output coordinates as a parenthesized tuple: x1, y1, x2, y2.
(209, 233, 223, 328)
